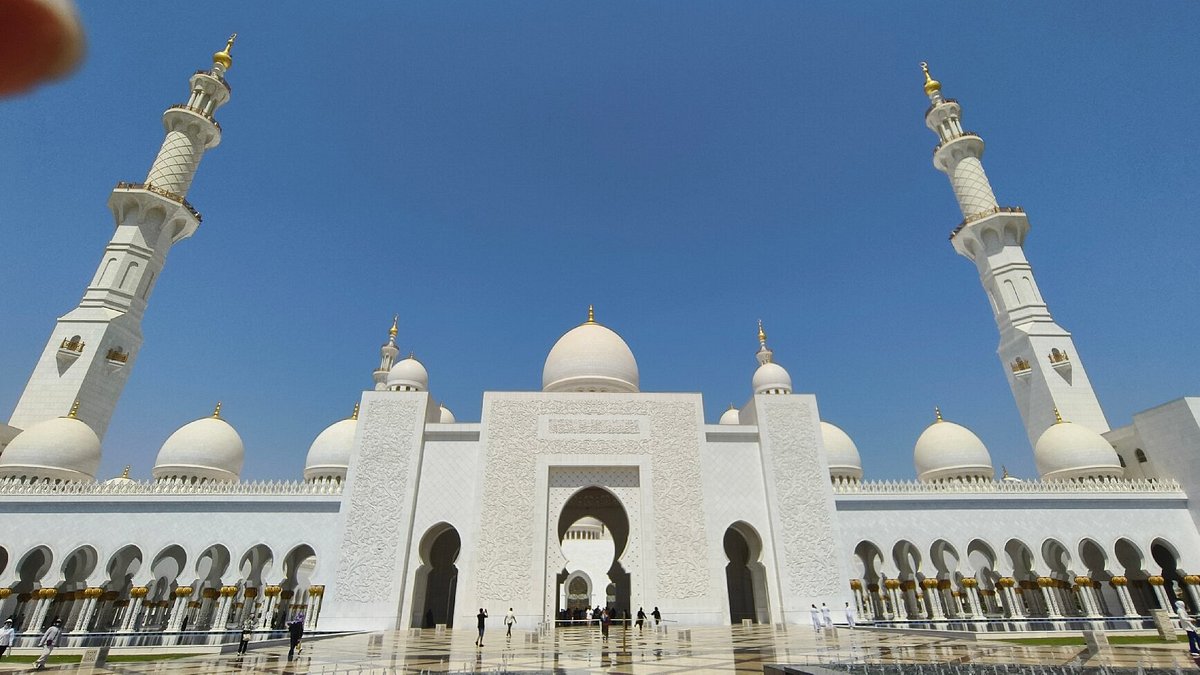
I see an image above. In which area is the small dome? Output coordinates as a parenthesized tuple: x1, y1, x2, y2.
(0, 416, 100, 483)
(1034, 418, 1122, 481)
(387, 355, 428, 391)
(542, 309, 638, 393)
(304, 417, 357, 482)
(718, 405, 741, 425)
(438, 404, 456, 424)
(821, 421, 863, 481)
(104, 466, 135, 485)
(752, 362, 792, 395)
(913, 411, 993, 482)
(153, 410, 244, 483)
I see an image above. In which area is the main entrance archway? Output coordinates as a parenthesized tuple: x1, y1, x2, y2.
(724, 521, 769, 624)
(410, 524, 461, 628)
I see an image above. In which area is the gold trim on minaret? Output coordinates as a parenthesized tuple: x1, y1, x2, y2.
(351, 402, 360, 421)
(1053, 407, 1064, 424)
(585, 305, 596, 324)
(212, 401, 223, 419)
(758, 319, 767, 347)
(920, 61, 941, 96)
(67, 400, 80, 419)
(213, 34, 237, 70)
(389, 315, 398, 339)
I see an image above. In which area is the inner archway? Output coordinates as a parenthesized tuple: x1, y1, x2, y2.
(724, 522, 768, 624)
(411, 524, 460, 628)
(556, 487, 630, 620)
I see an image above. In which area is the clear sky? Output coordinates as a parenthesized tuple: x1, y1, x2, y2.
(2, 2, 1198, 482)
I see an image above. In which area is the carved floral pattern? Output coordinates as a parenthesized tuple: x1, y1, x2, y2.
(333, 398, 422, 603)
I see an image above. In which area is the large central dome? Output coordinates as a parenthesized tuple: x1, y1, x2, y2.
(542, 307, 639, 393)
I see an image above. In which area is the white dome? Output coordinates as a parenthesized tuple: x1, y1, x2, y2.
(0, 416, 100, 483)
(438, 404, 456, 424)
(913, 415, 994, 482)
(821, 421, 863, 481)
(1033, 420, 1122, 481)
(304, 417, 357, 482)
(719, 406, 741, 425)
(153, 414, 244, 483)
(387, 356, 428, 391)
(104, 467, 135, 485)
(542, 314, 639, 393)
(752, 362, 792, 395)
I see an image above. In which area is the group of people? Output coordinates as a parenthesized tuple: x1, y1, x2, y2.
(809, 602, 856, 631)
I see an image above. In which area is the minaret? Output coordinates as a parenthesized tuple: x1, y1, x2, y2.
(8, 37, 238, 439)
(921, 62, 1109, 447)
(372, 316, 400, 390)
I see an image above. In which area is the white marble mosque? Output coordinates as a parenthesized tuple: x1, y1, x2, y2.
(1, 42, 1199, 638)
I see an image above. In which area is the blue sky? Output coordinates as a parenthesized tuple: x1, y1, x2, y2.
(1, 2, 1198, 481)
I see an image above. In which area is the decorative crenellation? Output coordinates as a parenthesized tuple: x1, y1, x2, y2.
(0, 476, 344, 496)
(832, 477, 1181, 495)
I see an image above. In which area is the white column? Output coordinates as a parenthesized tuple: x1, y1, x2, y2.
(167, 589, 192, 632)
(1112, 579, 1138, 616)
(924, 582, 946, 620)
(1150, 579, 1172, 611)
(1002, 582, 1026, 618)
(1184, 579, 1200, 611)
(962, 585, 982, 619)
(212, 587, 236, 631)
(72, 591, 99, 632)
(120, 593, 145, 632)
(1039, 580, 1063, 619)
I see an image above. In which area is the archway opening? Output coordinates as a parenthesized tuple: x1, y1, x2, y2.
(1151, 538, 1187, 611)
(724, 522, 768, 624)
(555, 487, 630, 622)
(411, 525, 460, 628)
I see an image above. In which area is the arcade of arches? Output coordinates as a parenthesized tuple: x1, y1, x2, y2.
(849, 536, 1199, 622)
(0, 543, 322, 634)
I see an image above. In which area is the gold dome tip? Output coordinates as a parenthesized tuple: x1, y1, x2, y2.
(67, 400, 80, 419)
(934, 405, 943, 422)
(757, 319, 767, 345)
(212, 401, 223, 419)
(585, 305, 596, 324)
(121, 465, 131, 479)
(920, 61, 941, 96)
(1053, 406, 1064, 424)
(389, 314, 399, 338)
(351, 402, 360, 421)
(213, 33, 237, 70)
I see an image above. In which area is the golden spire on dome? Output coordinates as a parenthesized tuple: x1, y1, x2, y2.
(1002, 465, 1010, 479)
(213, 33, 237, 70)
(920, 61, 941, 96)
(758, 319, 767, 346)
(121, 465, 131, 479)
(585, 305, 596, 324)
(934, 406, 943, 422)
(351, 402, 360, 421)
(67, 400, 80, 419)
(212, 401, 223, 419)
(1053, 406, 1064, 424)
(389, 315, 399, 339)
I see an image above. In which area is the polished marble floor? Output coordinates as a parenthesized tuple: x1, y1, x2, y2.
(2, 624, 1197, 674)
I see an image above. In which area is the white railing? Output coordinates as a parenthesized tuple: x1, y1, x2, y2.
(0, 477, 343, 497)
(833, 477, 1181, 495)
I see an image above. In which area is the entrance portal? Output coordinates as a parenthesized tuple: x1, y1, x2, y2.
(724, 521, 769, 624)
(411, 524, 460, 628)
(555, 487, 631, 622)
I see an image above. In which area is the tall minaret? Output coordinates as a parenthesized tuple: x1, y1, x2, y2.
(921, 62, 1109, 447)
(8, 36, 238, 439)
(372, 316, 400, 390)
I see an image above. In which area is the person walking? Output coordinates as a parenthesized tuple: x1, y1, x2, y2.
(809, 604, 822, 632)
(600, 609, 611, 640)
(821, 602, 832, 629)
(845, 601, 857, 628)
(33, 618, 62, 670)
(286, 613, 305, 660)
(585, 607, 592, 626)
(651, 607, 661, 627)
(0, 618, 14, 657)
(504, 608, 516, 638)
(475, 608, 488, 647)
(1177, 600, 1199, 656)
(636, 607, 646, 633)
(237, 617, 254, 655)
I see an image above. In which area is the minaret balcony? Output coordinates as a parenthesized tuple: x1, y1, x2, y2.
(1048, 349, 1071, 373)
(949, 206, 1026, 241)
(166, 104, 221, 133)
(932, 132, 984, 171)
(1010, 357, 1032, 377)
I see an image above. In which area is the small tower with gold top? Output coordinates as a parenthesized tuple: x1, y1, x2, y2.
(373, 316, 401, 390)
(920, 62, 1109, 448)
(8, 37, 239, 441)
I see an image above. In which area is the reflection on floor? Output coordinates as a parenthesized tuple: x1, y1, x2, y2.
(1, 624, 1197, 674)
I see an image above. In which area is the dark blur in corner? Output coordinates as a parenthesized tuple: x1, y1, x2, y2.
(0, 0, 84, 97)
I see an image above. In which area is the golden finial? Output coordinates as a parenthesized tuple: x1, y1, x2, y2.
(408, 351, 415, 360)
(586, 305, 596, 324)
(67, 400, 80, 418)
(728, 402, 736, 410)
(213, 33, 237, 70)
(212, 401, 223, 419)
(388, 315, 399, 339)
(758, 319, 767, 346)
(934, 406, 943, 422)
(1002, 465, 1010, 479)
(1053, 406, 1064, 424)
(121, 465, 131, 479)
(920, 61, 941, 96)
(351, 402, 360, 421)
